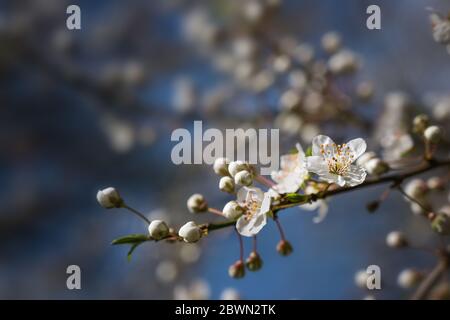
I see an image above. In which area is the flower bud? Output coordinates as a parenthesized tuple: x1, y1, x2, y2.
(187, 194, 208, 213)
(432, 20, 450, 44)
(386, 231, 408, 248)
(213, 157, 230, 176)
(365, 158, 389, 175)
(219, 176, 235, 193)
(356, 151, 377, 167)
(431, 212, 450, 235)
(413, 114, 429, 133)
(178, 221, 202, 243)
(397, 269, 423, 289)
(228, 161, 249, 178)
(356, 81, 374, 101)
(328, 50, 359, 75)
(96, 187, 123, 208)
(354, 270, 369, 288)
(427, 177, 445, 191)
(245, 252, 263, 271)
(321, 31, 342, 54)
(424, 125, 442, 144)
(228, 260, 245, 279)
(276, 240, 293, 256)
(404, 179, 428, 200)
(148, 220, 169, 240)
(222, 201, 244, 220)
(234, 170, 253, 186)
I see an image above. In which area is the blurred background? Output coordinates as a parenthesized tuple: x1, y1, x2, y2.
(0, 0, 449, 299)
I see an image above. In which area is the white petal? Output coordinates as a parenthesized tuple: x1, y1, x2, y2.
(347, 138, 367, 160)
(260, 193, 272, 213)
(313, 201, 329, 223)
(312, 135, 335, 156)
(247, 187, 264, 202)
(295, 143, 306, 159)
(306, 156, 328, 174)
(300, 202, 320, 211)
(236, 213, 267, 237)
(344, 165, 367, 186)
(236, 187, 249, 204)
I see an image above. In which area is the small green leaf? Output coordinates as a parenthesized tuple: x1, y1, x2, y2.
(127, 242, 144, 262)
(305, 146, 312, 157)
(285, 193, 309, 204)
(288, 148, 299, 154)
(111, 234, 150, 245)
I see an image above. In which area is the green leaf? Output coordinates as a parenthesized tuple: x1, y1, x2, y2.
(111, 234, 150, 245)
(285, 193, 309, 204)
(127, 242, 144, 262)
(305, 146, 312, 157)
(288, 148, 299, 154)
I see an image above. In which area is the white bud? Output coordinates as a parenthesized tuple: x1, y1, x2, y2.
(356, 151, 377, 166)
(424, 126, 442, 143)
(234, 170, 253, 186)
(404, 179, 428, 200)
(187, 194, 208, 213)
(220, 288, 240, 300)
(228, 161, 249, 178)
(356, 81, 374, 101)
(321, 31, 342, 54)
(354, 269, 369, 289)
(178, 221, 202, 243)
(427, 177, 444, 190)
(222, 201, 244, 220)
(328, 50, 359, 75)
(410, 203, 425, 216)
(148, 220, 169, 240)
(365, 158, 390, 175)
(386, 231, 408, 248)
(96, 187, 123, 209)
(213, 157, 230, 176)
(219, 176, 235, 193)
(397, 269, 423, 289)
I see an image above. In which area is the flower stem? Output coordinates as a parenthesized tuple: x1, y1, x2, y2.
(254, 174, 275, 188)
(122, 204, 150, 225)
(235, 227, 244, 261)
(274, 217, 286, 241)
(253, 235, 258, 253)
(208, 207, 225, 217)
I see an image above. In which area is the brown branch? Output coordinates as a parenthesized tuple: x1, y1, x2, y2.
(411, 254, 449, 300)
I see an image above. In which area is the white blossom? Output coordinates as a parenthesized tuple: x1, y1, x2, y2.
(271, 143, 309, 194)
(235, 187, 271, 237)
(307, 135, 367, 187)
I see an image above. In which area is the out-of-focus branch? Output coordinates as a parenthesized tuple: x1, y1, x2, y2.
(411, 253, 449, 300)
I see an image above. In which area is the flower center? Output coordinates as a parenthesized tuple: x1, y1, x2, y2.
(320, 143, 354, 176)
(244, 196, 261, 221)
